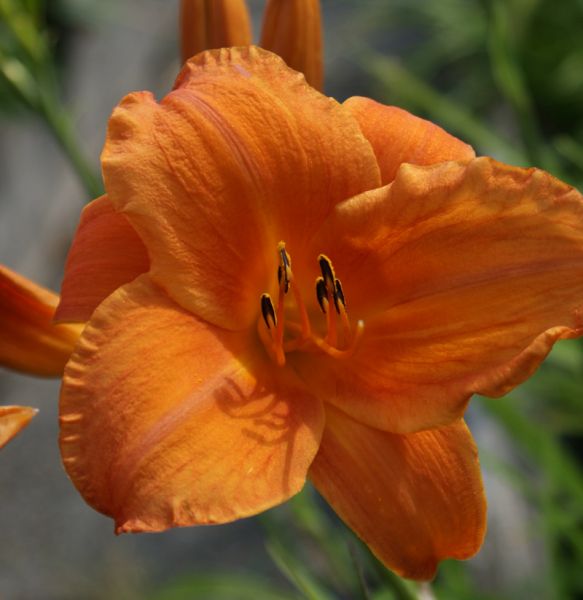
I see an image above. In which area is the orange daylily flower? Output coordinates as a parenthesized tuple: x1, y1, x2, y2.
(0, 264, 82, 376)
(180, 0, 323, 89)
(0, 405, 37, 450)
(0, 265, 79, 449)
(57, 47, 583, 580)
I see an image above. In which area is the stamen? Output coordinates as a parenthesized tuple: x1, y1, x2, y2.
(318, 254, 336, 291)
(260, 293, 277, 329)
(333, 278, 351, 338)
(315, 277, 328, 313)
(260, 244, 360, 367)
(325, 297, 338, 347)
(333, 279, 345, 314)
(317, 255, 339, 346)
(277, 241, 292, 293)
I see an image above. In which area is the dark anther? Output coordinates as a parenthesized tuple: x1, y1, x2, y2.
(318, 255, 335, 291)
(261, 293, 277, 329)
(333, 279, 345, 313)
(278, 246, 291, 293)
(315, 277, 328, 313)
(280, 246, 291, 271)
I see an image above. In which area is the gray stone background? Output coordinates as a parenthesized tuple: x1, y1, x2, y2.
(0, 1, 543, 598)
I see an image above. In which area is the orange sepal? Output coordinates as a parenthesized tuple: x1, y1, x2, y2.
(56, 195, 149, 323)
(310, 407, 486, 581)
(102, 47, 379, 330)
(344, 97, 475, 184)
(0, 265, 82, 376)
(296, 157, 583, 433)
(180, 0, 252, 64)
(0, 405, 37, 449)
(60, 275, 324, 532)
(260, 0, 323, 90)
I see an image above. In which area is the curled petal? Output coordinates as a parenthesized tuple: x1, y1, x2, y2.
(297, 157, 583, 433)
(102, 47, 379, 330)
(180, 0, 252, 64)
(60, 275, 324, 532)
(344, 97, 475, 184)
(260, 0, 323, 90)
(56, 195, 149, 323)
(310, 408, 486, 581)
(0, 265, 82, 376)
(0, 406, 38, 449)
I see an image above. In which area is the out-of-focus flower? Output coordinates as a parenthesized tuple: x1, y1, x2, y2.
(0, 405, 37, 450)
(56, 47, 583, 579)
(181, 0, 323, 89)
(0, 265, 82, 376)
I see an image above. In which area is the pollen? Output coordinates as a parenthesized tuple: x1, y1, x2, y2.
(258, 242, 364, 366)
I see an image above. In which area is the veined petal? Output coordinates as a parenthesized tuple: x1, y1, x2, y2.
(102, 47, 380, 330)
(56, 195, 149, 323)
(344, 97, 475, 185)
(0, 406, 37, 449)
(60, 275, 324, 532)
(0, 265, 82, 376)
(296, 158, 583, 433)
(180, 0, 252, 64)
(310, 407, 486, 581)
(260, 0, 323, 90)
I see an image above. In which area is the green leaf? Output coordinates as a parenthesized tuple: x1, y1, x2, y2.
(266, 536, 336, 600)
(148, 573, 300, 600)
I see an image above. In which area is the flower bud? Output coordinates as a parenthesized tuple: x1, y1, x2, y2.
(260, 0, 323, 90)
(180, 0, 252, 63)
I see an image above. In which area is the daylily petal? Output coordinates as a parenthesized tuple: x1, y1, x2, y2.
(310, 407, 486, 581)
(102, 46, 380, 330)
(260, 0, 323, 90)
(0, 406, 37, 449)
(344, 97, 475, 185)
(180, 0, 252, 64)
(60, 275, 324, 532)
(56, 195, 149, 323)
(295, 157, 583, 433)
(0, 265, 82, 376)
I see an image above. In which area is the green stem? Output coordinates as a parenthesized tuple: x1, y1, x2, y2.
(39, 96, 103, 199)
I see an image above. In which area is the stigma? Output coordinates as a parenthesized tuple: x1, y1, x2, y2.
(259, 242, 364, 366)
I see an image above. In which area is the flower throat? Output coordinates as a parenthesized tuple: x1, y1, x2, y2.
(259, 242, 364, 366)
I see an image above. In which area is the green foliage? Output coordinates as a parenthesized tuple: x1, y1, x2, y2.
(0, 0, 101, 197)
(353, 0, 583, 188)
(148, 573, 301, 600)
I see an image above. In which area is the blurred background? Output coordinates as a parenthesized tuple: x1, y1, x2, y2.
(1, 0, 582, 598)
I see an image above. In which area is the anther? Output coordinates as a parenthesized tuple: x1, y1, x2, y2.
(260, 293, 277, 329)
(315, 277, 328, 313)
(333, 279, 345, 314)
(318, 254, 336, 292)
(278, 241, 292, 293)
